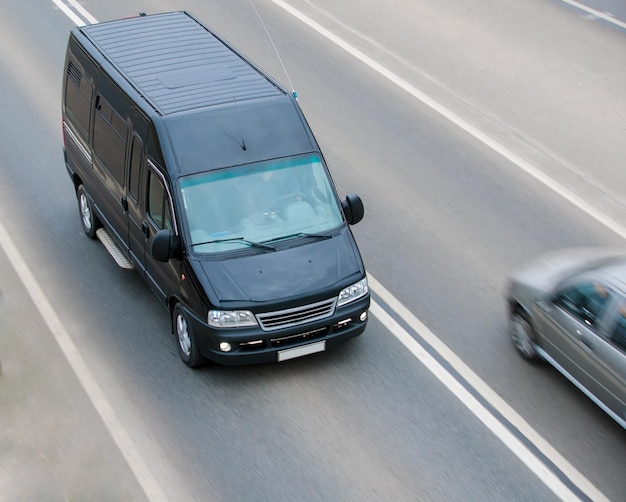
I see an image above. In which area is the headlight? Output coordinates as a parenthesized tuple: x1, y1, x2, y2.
(337, 278, 368, 307)
(208, 310, 258, 328)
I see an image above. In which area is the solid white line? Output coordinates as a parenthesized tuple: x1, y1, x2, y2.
(271, 0, 626, 241)
(66, 0, 98, 24)
(0, 220, 168, 501)
(45, 1, 612, 500)
(46, 4, 166, 498)
(559, 0, 626, 30)
(368, 276, 608, 502)
(50, 0, 87, 26)
(268, 1, 611, 499)
(369, 301, 585, 501)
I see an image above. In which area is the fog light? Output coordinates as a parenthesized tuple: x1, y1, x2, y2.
(359, 311, 368, 322)
(219, 342, 232, 352)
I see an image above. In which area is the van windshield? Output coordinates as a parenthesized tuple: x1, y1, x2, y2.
(178, 154, 344, 253)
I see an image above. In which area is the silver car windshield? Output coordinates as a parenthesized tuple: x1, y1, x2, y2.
(179, 154, 344, 253)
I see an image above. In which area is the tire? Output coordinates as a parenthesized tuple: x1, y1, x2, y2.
(77, 184, 99, 239)
(173, 304, 205, 368)
(510, 310, 539, 360)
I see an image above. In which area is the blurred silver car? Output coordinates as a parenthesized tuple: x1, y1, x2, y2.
(506, 248, 626, 429)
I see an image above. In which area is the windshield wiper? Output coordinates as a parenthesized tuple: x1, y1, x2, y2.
(265, 232, 332, 244)
(192, 237, 276, 251)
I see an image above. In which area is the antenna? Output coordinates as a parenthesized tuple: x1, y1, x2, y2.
(232, 97, 246, 151)
(249, 0, 298, 101)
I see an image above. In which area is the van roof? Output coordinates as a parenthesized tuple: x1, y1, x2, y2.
(78, 11, 284, 115)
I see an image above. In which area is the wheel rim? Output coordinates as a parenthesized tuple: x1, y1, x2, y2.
(511, 315, 535, 358)
(80, 192, 92, 231)
(176, 313, 191, 357)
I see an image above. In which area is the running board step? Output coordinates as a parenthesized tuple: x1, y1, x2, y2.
(96, 228, 135, 270)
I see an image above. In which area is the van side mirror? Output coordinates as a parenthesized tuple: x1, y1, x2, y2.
(151, 229, 179, 262)
(341, 194, 364, 225)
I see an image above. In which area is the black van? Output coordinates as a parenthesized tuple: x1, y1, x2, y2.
(62, 11, 369, 367)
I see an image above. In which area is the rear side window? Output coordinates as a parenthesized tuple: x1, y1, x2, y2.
(65, 60, 92, 138)
(93, 95, 128, 186)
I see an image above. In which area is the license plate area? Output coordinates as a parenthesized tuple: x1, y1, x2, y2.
(278, 340, 326, 362)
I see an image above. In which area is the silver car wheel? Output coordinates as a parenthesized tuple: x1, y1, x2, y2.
(173, 305, 205, 368)
(80, 192, 92, 231)
(76, 184, 99, 239)
(510, 312, 538, 360)
(176, 313, 191, 357)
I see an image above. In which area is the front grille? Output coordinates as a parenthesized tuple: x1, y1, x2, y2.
(257, 298, 336, 331)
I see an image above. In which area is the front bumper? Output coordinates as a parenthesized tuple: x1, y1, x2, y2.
(188, 295, 370, 365)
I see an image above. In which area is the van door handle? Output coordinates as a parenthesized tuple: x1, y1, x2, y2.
(121, 195, 128, 212)
(141, 221, 150, 239)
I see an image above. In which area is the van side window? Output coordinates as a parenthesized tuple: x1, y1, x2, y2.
(65, 60, 92, 138)
(93, 95, 128, 186)
(147, 170, 172, 231)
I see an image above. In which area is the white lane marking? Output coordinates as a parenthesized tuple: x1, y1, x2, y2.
(271, 0, 626, 241)
(559, 0, 626, 29)
(66, 0, 98, 24)
(270, 1, 611, 500)
(52, 0, 85, 26)
(50, 0, 87, 26)
(369, 301, 585, 501)
(47, 1, 610, 500)
(0, 220, 168, 501)
(369, 276, 608, 502)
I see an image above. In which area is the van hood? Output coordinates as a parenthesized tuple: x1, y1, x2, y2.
(197, 231, 362, 306)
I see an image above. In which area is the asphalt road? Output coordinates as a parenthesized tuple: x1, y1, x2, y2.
(0, 0, 624, 500)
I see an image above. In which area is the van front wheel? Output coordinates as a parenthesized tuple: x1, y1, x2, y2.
(77, 185, 99, 239)
(173, 305, 205, 368)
